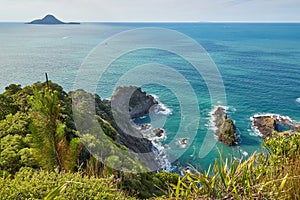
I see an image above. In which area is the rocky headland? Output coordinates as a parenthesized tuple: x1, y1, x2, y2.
(73, 87, 161, 171)
(212, 106, 238, 146)
(110, 86, 171, 170)
(111, 86, 158, 119)
(251, 114, 300, 139)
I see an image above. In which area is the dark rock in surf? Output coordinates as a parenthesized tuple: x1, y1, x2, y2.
(153, 128, 164, 137)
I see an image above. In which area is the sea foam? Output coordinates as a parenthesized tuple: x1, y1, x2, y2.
(134, 95, 173, 171)
(208, 105, 229, 131)
(150, 94, 173, 115)
(250, 113, 296, 137)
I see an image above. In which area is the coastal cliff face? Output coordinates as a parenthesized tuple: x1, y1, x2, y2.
(252, 114, 300, 139)
(109, 86, 160, 170)
(72, 88, 160, 171)
(213, 107, 238, 146)
(129, 87, 158, 118)
(111, 86, 158, 119)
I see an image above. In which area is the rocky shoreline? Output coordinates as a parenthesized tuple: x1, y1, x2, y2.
(111, 86, 300, 169)
(210, 106, 300, 144)
(251, 114, 300, 139)
(111, 86, 172, 171)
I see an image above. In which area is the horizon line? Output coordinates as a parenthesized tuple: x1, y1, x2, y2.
(1, 20, 300, 24)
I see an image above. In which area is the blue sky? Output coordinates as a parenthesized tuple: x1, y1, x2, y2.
(0, 0, 299, 22)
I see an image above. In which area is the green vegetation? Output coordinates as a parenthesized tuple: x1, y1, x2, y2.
(0, 167, 135, 200)
(0, 81, 177, 199)
(29, 87, 81, 171)
(1, 81, 300, 199)
(218, 118, 238, 146)
(161, 132, 300, 199)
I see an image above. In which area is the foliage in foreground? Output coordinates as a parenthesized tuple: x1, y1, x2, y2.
(0, 167, 135, 200)
(161, 132, 300, 200)
(2, 133, 300, 200)
(0, 82, 178, 199)
(1, 81, 300, 199)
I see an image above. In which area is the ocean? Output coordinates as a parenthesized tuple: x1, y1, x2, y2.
(1, 22, 300, 171)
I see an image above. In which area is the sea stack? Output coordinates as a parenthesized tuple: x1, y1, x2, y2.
(213, 107, 238, 146)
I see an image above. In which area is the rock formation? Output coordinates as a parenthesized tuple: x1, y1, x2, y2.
(72, 88, 159, 171)
(109, 86, 164, 170)
(213, 107, 238, 146)
(251, 114, 300, 139)
(153, 128, 164, 137)
(111, 86, 158, 119)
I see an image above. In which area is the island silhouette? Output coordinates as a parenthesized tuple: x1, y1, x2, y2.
(27, 14, 80, 25)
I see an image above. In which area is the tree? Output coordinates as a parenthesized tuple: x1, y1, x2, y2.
(0, 94, 18, 120)
(4, 84, 22, 96)
(29, 87, 81, 171)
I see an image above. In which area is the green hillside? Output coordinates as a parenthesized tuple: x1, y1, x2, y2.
(1, 81, 300, 199)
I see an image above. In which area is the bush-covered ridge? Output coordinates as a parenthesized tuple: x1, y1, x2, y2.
(1, 81, 300, 199)
(0, 81, 178, 199)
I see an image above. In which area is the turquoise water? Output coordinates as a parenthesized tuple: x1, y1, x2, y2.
(1, 23, 300, 170)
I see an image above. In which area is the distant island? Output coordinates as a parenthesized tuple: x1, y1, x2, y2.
(27, 14, 80, 25)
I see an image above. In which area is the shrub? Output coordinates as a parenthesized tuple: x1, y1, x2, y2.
(0, 167, 135, 200)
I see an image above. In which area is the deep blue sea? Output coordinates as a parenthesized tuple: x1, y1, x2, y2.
(1, 23, 300, 171)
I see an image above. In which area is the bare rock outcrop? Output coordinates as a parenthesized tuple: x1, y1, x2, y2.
(111, 86, 158, 119)
(251, 114, 300, 139)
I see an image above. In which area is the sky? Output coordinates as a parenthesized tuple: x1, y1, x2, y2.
(0, 0, 299, 22)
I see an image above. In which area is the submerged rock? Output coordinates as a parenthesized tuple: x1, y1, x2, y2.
(213, 107, 238, 146)
(140, 123, 151, 131)
(251, 114, 300, 139)
(177, 138, 189, 148)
